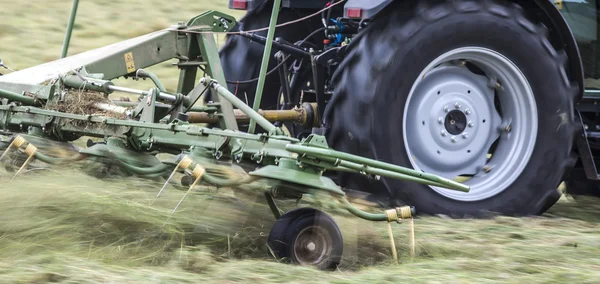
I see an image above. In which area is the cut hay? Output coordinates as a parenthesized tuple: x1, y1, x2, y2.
(45, 88, 128, 120)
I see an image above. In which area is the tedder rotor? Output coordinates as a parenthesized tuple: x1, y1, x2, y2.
(0, 2, 469, 270)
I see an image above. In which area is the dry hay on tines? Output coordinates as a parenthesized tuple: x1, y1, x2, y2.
(46, 89, 127, 119)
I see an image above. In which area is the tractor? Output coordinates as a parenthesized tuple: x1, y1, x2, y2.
(216, 0, 600, 217)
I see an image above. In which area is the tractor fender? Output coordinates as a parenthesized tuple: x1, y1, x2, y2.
(343, 0, 584, 100)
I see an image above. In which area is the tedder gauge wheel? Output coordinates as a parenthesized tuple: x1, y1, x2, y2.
(324, 0, 580, 217)
(267, 208, 343, 270)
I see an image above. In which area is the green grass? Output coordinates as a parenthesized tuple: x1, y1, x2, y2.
(1, 165, 599, 283)
(0, 0, 244, 92)
(2, 1, 600, 283)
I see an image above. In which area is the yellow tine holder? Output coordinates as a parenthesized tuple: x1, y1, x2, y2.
(0, 136, 27, 162)
(164, 164, 206, 225)
(12, 144, 38, 180)
(385, 206, 416, 264)
(155, 156, 194, 200)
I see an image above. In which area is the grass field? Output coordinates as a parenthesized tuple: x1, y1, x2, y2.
(2, 1, 600, 283)
(1, 167, 599, 283)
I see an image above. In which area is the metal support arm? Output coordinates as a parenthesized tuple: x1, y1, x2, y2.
(287, 144, 470, 192)
(248, 0, 283, 134)
(200, 77, 284, 136)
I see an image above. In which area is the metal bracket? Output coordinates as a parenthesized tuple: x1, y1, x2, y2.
(186, 10, 238, 33)
(576, 111, 600, 181)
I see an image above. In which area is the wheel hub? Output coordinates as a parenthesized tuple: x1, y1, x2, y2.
(444, 110, 467, 135)
(293, 226, 332, 265)
(406, 65, 501, 178)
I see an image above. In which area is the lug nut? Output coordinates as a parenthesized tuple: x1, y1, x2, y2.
(451, 136, 457, 143)
(468, 121, 474, 128)
(483, 166, 492, 173)
(441, 130, 447, 137)
(465, 108, 471, 115)
(444, 106, 449, 113)
(462, 133, 468, 139)
(438, 117, 443, 124)
(455, 102, 461, 109)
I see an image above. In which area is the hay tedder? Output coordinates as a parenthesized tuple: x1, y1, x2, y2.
(2, 0, 600, 269)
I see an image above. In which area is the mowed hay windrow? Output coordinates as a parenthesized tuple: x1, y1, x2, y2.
(1, 166, 600, 282)
(0, 168, 403, 268)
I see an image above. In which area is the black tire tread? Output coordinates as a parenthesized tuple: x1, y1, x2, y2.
(324, 0, 579, 217)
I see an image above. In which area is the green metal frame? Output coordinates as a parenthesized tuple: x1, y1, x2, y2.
(61, 0, 80, 58)
(248, 0, 282, 134)
(0, 4, 470, 223)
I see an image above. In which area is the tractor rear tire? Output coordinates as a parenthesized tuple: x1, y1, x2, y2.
(324, 0, 579, 217)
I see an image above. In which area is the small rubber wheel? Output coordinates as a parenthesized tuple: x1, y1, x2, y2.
(268, 208, 343, 270)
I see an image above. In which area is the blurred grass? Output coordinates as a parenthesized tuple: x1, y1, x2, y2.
(0, 0, 244, 92)
(2, 1, 600, 283)
(0, 164, 600, 283)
